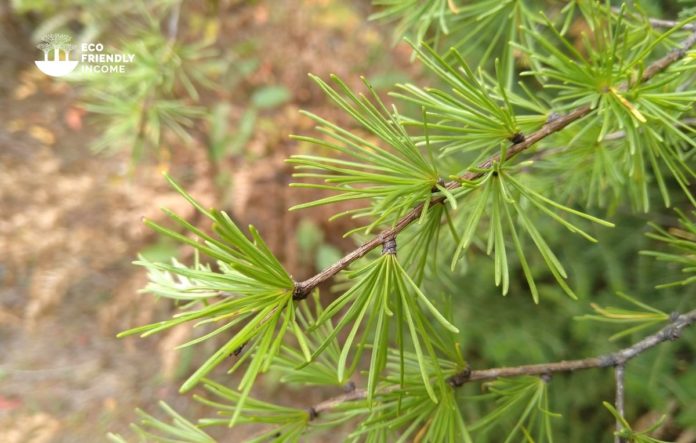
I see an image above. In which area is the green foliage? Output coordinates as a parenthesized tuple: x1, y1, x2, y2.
(110, 1, 696, 442)
(106, 401, 215, 443)
(529, 124, 628, 208)
(80, 31, 217, 162)
(251, 85, 292, 109)
(398, 203, 457, 283)
(207, 103, 235, 162)
(327, 348, 469, 442)
(469, 377, 558, 443)
(519, 7, 696, 209)
(19, 0, 225, 165)
(604, 402, 670, 443)
(371, 0, 540, 86)
(576, 292, 670, 340)
(119, 174, 299, 425)
(272, 291, 345, 387)
(394, 43, 544, 157)
(642, 209, 696, 287)
(450, 158, 614, 301)
(439, 0, 541, 87)
(196, 380, 310, 442)
(345, 385, 472, 443)
(370, 0, 453, 45)
(307, 253, 460, 403)
(289, 75, 446, 235)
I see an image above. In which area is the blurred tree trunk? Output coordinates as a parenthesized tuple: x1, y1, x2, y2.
(0, 1, 34, 93)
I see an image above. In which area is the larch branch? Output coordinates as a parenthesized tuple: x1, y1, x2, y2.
(292, 27, 696, 299)
(307, 309, 696, 420)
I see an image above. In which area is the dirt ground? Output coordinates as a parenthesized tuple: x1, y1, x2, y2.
(0, 1, 418, 441)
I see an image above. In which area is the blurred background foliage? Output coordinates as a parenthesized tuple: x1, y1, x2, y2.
(0, 0, 694, 442)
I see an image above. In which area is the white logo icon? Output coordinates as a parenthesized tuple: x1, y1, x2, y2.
(35, 33, 79, 77)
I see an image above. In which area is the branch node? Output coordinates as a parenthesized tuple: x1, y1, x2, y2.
(447, 366, 471, 388)
(344, 381, 356, 393)
(663, 324, 681, 341)
(546, 112, 561, 123)
(292, 282, 309, 300)
(307, 406, 319, 421)
(540, 372, 552, 384)
(599, 354, 618, 367)
(382, 236, 397, 255)
(509, 132, 525, 144)
(431, 177, 446, 192)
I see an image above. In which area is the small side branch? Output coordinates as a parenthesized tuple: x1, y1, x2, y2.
(649, 17, 696, 30)
(640, 28, 696, 82)
(306, 309, 696, 420)
(312, 388, 368, 417)
(382, 236, 397, 255)
(615, 364, 626, 443)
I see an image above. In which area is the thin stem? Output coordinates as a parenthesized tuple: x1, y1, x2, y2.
(292, 28, 696, 299)
(313, 388, 369, 416)
(649, 18, 696, 31)
(610, 8, 696, 31)
(615, 364, 626, 443)
(306, 309, 696, 419)
(640, 29, 696, 82)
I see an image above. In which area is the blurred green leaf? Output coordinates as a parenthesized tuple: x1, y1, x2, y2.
(251, 85, 291, 109)
(296, 219, 324, 255)
(208, 102, 234, 162)
(229, 109, 257, 155)
(315, 244, 343, 271)
(138, 238, 180, 262)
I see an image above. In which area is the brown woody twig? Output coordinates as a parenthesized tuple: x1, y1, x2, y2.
(615, 364, 626, 443)
(306, 309, 696, 420)
(289, 20, 696, 424)
(292, 27, 696, 299)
